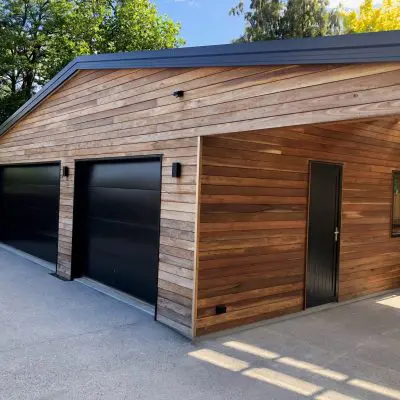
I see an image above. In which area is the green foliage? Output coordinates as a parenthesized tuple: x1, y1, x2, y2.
(230, 0, 341, 41)
(109, 0, 183, 52)
(0, 0, 184, 124)
(230, 0, 283, 41)
(231, 0, 400, 42)
(0, 90, 30, 125)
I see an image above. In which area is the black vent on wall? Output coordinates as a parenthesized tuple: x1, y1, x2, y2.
(216, 305, 227, 315)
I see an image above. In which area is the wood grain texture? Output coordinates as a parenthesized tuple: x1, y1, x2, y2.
(0, 63, 400, 338)
(196, 117, 400, 336)
(0, 69, 201, 337)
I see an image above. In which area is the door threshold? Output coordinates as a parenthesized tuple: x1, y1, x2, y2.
(75, 277, 155, 316)
(0, 242, 56, 272)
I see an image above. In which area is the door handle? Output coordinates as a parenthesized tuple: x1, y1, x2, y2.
(334, 227, 340, 242)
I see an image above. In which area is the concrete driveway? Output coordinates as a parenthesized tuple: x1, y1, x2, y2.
(0, 247, 399, 400)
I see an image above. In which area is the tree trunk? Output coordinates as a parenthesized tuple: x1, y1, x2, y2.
(21, 70, 35, 96)
(10, 73, 16, 94)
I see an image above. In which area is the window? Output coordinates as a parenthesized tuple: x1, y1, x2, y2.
(392, 172, 400, 236)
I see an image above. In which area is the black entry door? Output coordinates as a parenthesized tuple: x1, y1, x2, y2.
(306, 161, 342, 308)
(72, 158, 161, 305)
(0, 163, 60, 263)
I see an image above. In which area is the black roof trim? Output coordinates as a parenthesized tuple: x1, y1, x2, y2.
(1, 30, 399, 137)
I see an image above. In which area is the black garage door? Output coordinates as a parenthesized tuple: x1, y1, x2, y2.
(0, 163, 60, 263)
(72, 158, 161, 305)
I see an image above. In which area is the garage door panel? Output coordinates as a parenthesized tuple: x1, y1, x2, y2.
(3, 184, 60, 209)
(0, 163, 60, 264)
(3, 211, 58, 237)
(86, 248, 157, 304)
(73, 158, 161, 305)
(87, 244, 158, 278)
(88, 237, 159, 267)
(3, 228, 57, 242)
(3, 165, 60, 185)
(4, 200, 59, 222)
(88, 160, 160, 191)
(4, 233, 58, 262)
(87, 218, 159, 254)
(114, 267, 157, 305)
(4, 196, 59, 216)
(86, 187, 160, 226)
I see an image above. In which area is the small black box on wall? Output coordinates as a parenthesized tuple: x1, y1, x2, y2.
(172, 162, 182, 178)
(216, 305, 227, 315)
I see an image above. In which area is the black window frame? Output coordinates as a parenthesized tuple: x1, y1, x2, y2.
(391, 170, 400, 237)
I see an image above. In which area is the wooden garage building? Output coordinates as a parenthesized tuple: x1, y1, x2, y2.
(0, 31, 400, 338)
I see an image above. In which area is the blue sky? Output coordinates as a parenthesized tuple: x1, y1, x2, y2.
(154, 0, 247, 47)
(154, 0, 372, 47)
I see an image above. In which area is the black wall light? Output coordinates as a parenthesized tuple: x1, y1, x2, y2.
(62, 166, 69, 177)
(173, 90, 184, 98)
(172, 162, 182, 178)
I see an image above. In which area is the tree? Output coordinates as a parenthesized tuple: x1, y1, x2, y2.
(0, 0, 68, 120)
(280, 0, 341, 38)
(230, 0, 283, 41)
(342, 0, 400, 33)
(0, 0, 184, 124)
(230, 0, 341, 42)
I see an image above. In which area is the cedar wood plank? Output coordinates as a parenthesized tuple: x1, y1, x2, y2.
(0, 64, 399, 337)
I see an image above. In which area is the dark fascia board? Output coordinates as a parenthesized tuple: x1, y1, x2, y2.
(1, 30, 400, 137)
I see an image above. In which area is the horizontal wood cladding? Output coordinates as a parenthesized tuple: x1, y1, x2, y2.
(196, 117, 400, 336)
(0, 68, 204, 337)
(1, 63, 400, 338)
(2, 63, 400, 157)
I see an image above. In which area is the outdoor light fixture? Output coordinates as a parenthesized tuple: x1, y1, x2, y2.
(173, 90, 184, 98)
(172, 162, 182, 178)
(62, 166, 69, 177)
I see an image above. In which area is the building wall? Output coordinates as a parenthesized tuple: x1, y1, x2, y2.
(0, 63, 400, 337)
(0, 69, 202, 337)
(195, 117, 400, 336)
